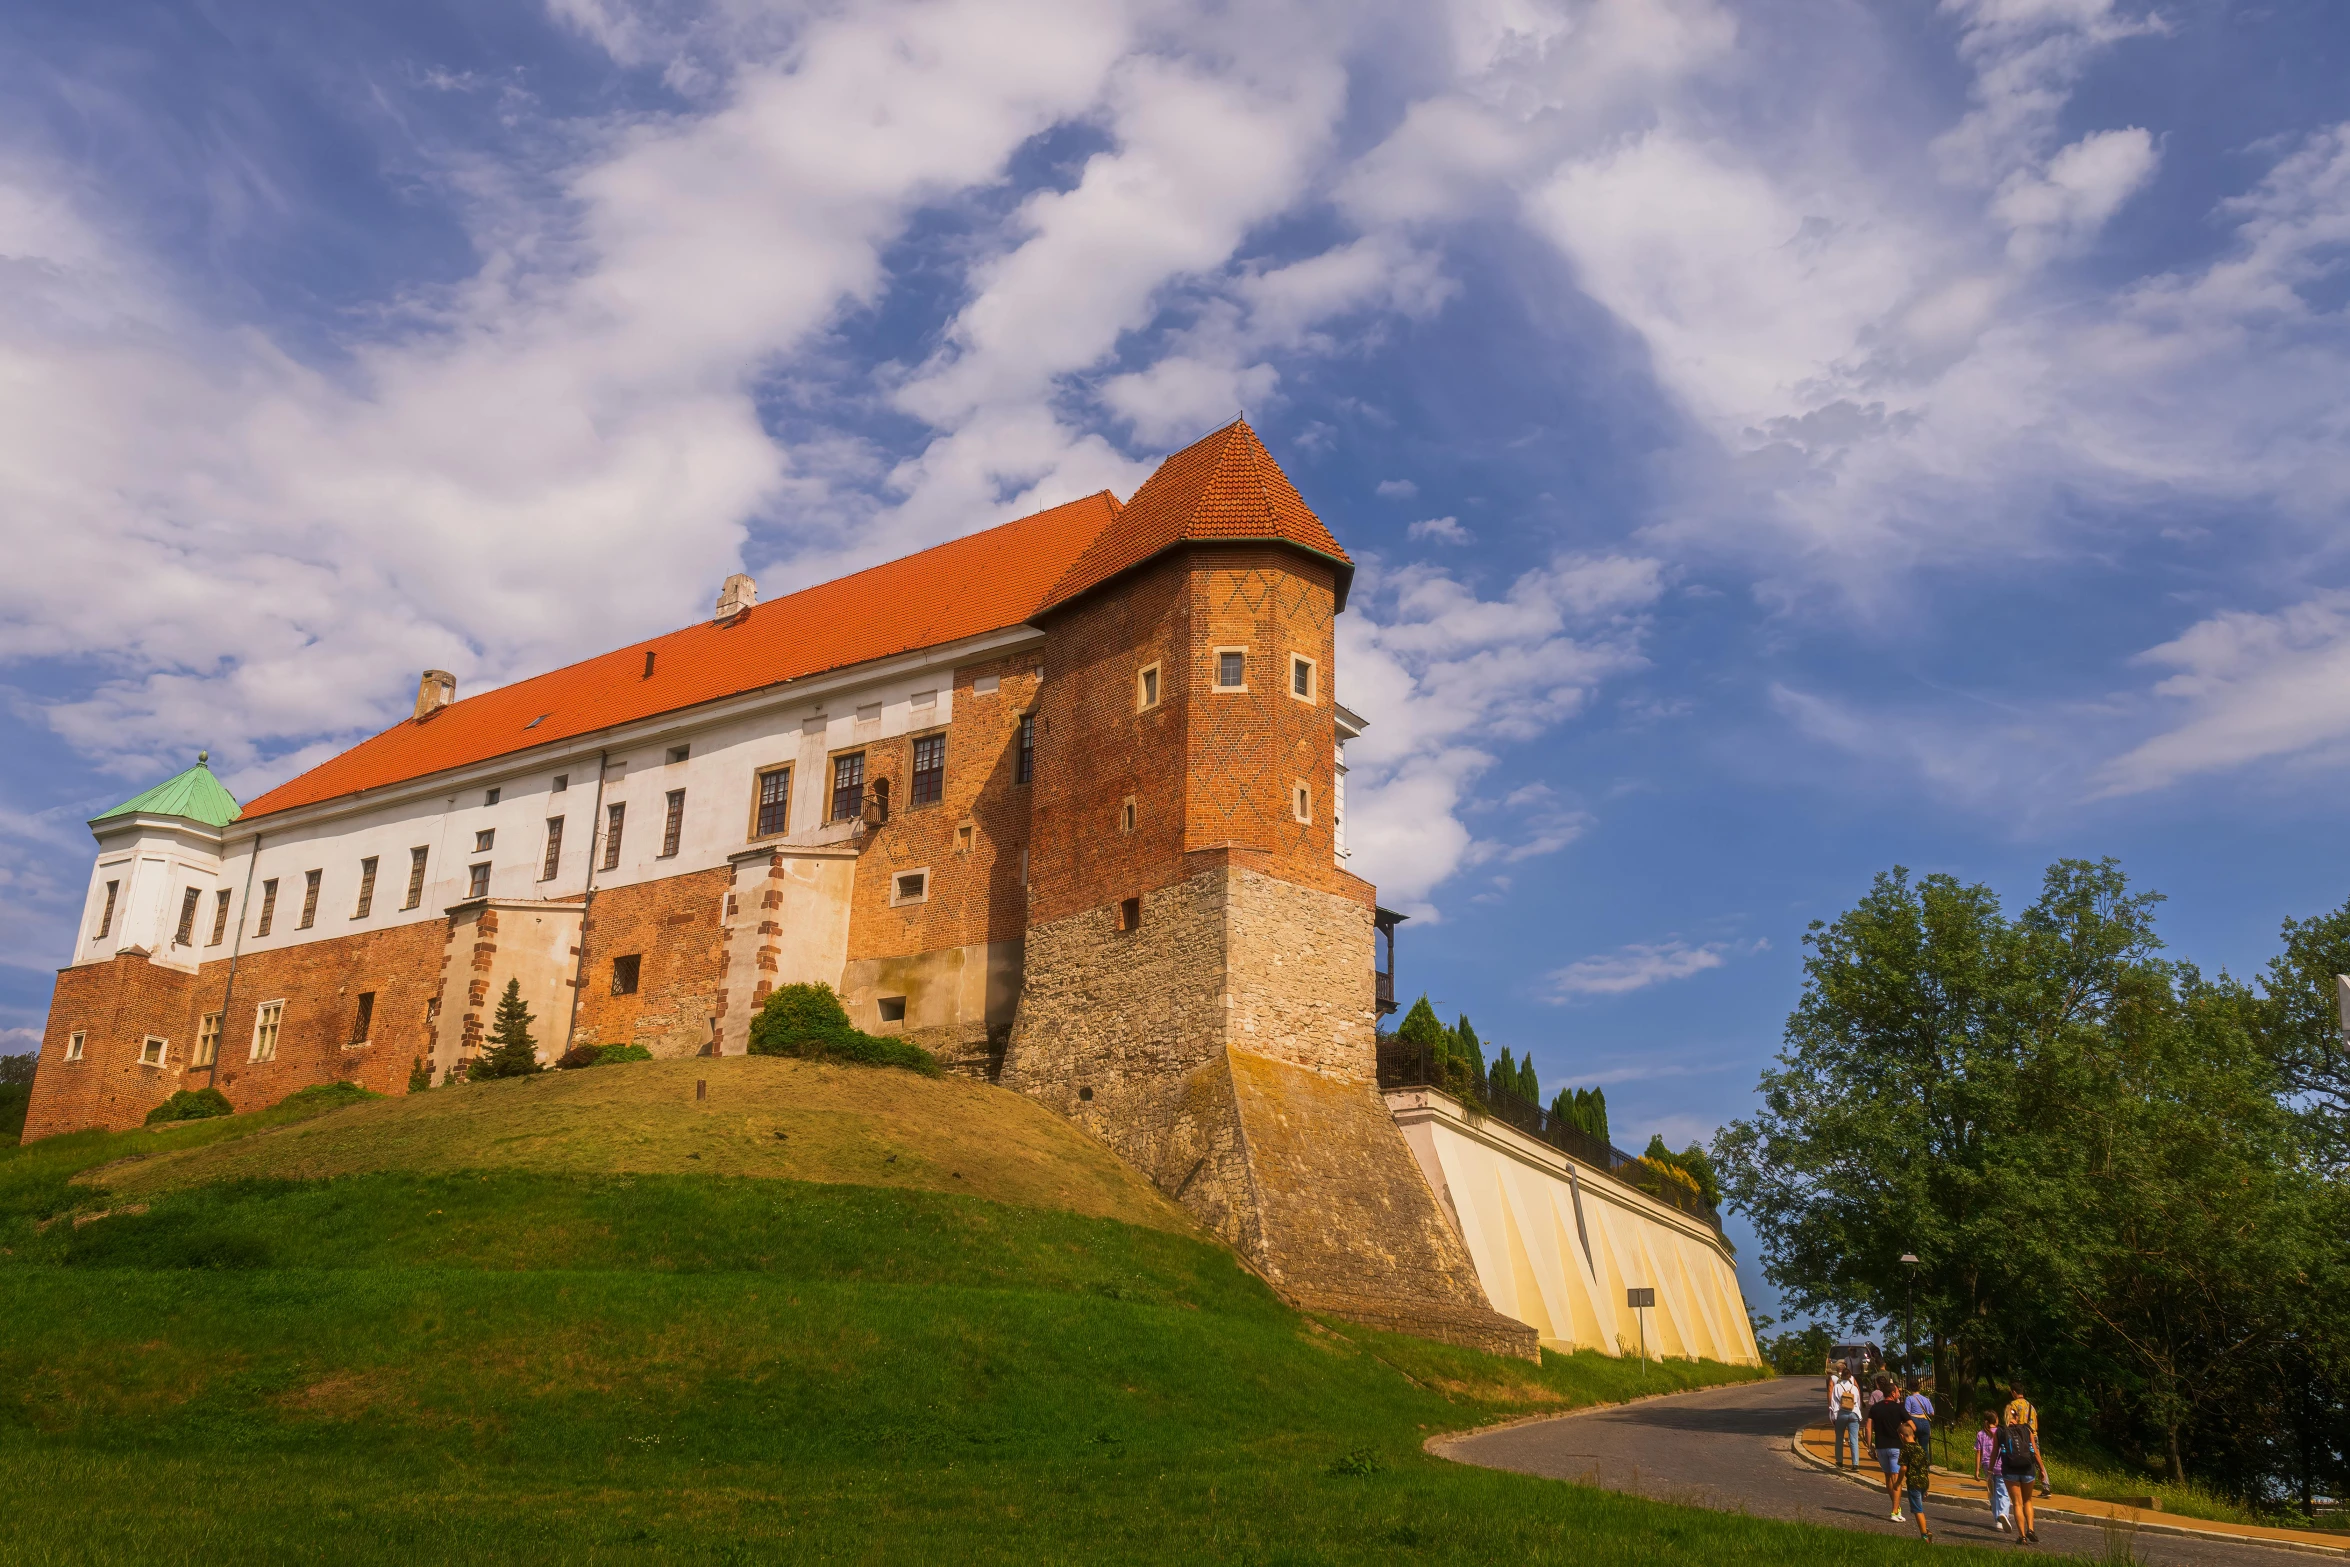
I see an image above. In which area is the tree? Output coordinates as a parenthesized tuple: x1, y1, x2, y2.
(1552, 1085, 1609, 1145)
(407, 1056, 434, 1092)
(2255, 896, 2350, 1168)
(1644, 1134, 1722, 1209)
(1394, 997, 1482, 1094)
(470, 980, 542, 1079)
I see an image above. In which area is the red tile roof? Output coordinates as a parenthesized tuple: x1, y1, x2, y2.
(1038, 418, 1352, 615)
(241, 490, 1123, 821)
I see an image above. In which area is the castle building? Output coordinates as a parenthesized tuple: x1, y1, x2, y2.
(25, 420, 1551, 1356)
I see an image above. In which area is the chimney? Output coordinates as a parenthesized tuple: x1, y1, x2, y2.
(414, 669, 455, 721)
(714, 572, 757, 621)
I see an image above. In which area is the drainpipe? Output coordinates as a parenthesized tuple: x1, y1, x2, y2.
(209, 830, 260, 1087)
(562, 750, 610, 1054)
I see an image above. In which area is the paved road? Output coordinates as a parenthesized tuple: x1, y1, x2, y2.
(1444, 1376, 2322, 1564)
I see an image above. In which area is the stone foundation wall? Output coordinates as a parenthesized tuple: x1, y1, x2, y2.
(572, 866, 732, 1057)
(837, 939, 1023, 1079)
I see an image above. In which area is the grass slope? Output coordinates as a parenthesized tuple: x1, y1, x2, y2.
(2, 1070, 2018, 1564)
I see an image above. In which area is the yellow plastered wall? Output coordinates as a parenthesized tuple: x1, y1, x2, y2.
(1388, 1089, 1761, 1364)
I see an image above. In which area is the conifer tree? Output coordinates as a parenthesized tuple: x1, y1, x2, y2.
(407, 1055, 433, 1092)
(470, 980, 541, 1079)
(1517, 1055, 1539, 1102)
(1491, 1046, 1516, 1098)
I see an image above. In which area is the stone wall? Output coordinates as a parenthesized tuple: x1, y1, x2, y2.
(571, 866, 732, 1057)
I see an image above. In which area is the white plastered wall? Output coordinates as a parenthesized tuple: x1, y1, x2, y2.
(1388, 1089, 1760, 1365)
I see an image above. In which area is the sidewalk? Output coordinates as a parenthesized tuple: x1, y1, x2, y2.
(1797, 1424, 2349, 1558)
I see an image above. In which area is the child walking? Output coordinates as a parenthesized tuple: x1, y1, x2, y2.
(1975, 1411, 2010, 1531)
(1900, 1416, 1934, 1543)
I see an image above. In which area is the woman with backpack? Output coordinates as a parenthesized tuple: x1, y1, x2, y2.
(1829, 1362, 1863, 1469)
(1999, 1384, 2043, 1546)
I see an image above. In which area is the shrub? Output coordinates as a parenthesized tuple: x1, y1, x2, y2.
(145, 1087, 235, 1125)
(558, 1043, 652, 1069)
(748, 982, 940, 1077)
(407, 1056, 434, 1092)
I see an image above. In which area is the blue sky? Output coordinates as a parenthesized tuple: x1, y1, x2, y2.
(5, 0, 2349, 1313)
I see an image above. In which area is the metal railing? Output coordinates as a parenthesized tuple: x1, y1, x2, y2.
(1376, 1036, 1725, 1235)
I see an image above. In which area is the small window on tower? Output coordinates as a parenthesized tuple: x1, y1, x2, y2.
(611, 954, 641, 996)
(174, 887, 201, 946)
(1289, 653, 1317, 703)
(1214, 648, 1247, 690)
(891, 869, 929, 906)
(66, 1030, 86, 1062)
(139, 1035, 167, 1067)
(1120, 798, 1136, 834)
(1137, 664, 1160, 711)
(96, 878, 119, 942)
(1293, 782, 1312, 824)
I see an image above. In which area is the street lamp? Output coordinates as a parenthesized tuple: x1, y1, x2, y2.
(1900, 1253, 1921, 1380)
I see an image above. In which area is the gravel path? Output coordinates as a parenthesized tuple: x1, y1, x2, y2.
(1441, 1376, 2331, 1564)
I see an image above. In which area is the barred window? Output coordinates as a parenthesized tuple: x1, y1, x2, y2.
(354, 856, 379, 919)
(96, 879, 119, 941)
(661, 789, 685, 858)
(1015, 715, 1034, 786)
(910, 734, 944, 807)
(350, 992, 375, 1047)
(209, 889, 232, 946)
(298, 869, 322, 930)
(404, 846, 428, 909)
(541, 817, 564, 881)
(755, 766, 791, 837)
(256, 878, 279, 937)
(830, 753, 865, 823)
(174, 887, 201, 946)
(602, 802, 626, 871)
(611, 954, 641, 995)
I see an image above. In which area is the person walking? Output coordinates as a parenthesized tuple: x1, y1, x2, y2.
(1999, 1384, 2044, 1546)
(1903, 1376, 1936, 1460)
(1829, 1362, 1864, 1469)
(1867, 1375, 1912, 1520)
(1899, 1412, 1935, 1543)
(1975, 1410, 2010, 1531)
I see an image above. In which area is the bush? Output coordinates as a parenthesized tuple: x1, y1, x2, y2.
(407, 1056, 434, 1093)
(0, 1053, 32, 1143)
(747, 982, 940, 1077)
(558, 1043, 653, 1070)
(145, 1087, 235, 1126)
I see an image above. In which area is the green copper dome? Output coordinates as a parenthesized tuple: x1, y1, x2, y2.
(94, 751, 242, 829)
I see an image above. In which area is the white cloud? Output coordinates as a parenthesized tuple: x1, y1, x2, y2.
(1408, 515, 1471, 544)
(1339, 553, 1662, 914)
(1547, 935, 1760, 998)
(1375, 478, 1418, 499)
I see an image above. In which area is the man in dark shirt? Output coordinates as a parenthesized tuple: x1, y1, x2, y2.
(1867, 1376, 1913, 1519)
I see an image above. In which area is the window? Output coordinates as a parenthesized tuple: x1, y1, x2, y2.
(354, 856, 379, 918)
(96, 879, 119, 941)
(955, 823, 974, 854)
(910, 734, 945, 807)
(1214, 648, 1247, 690)
(256, 878, 279, 936)
(209, 889, 231, 946)
(541, 818, 564, 881)
(298, 869, 322, 930)
(139, 1035, 167, 1067)
(1015, 715, 1035, 785)
(830, 753, 865, 823)
(602, 802, 626, 870)
(195, 1012, 221, 1068)
(404, 847, 428, 909)
(251, 1000, 284, 1062)
(486, 787, 501, 806)
(754, 766, 791, 837)
(552, 773, 568, 793)
(891, 869, 929, 906)
(468, 862, 490, 899)
(1293, 782, 1312, 823)
(661, 789, 685, 857)
(1118, 897, 1142, 933)
(668, 744, 690, 765)
(175, 887, 201, 946)
(349, 992, 375, 1048)
(474, 829, 495, 853)
(1290, 653, 1317, 702)
(1120, 798, 1136, 834)
(66, 1031, 85, 1062)
(611, 954, 641, 995)
(1137, 663, 1160, 710)
(878, 996, 906, 1023)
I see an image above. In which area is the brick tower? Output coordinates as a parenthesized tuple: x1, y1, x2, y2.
(1001, 421, 1534, 1357)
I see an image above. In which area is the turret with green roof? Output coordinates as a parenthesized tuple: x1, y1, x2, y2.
(92, 751, 241, 831)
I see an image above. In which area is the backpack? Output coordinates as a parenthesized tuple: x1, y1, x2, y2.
(1997, 1418, 2035, 1468)
(1839, 1389, 1856, 1412)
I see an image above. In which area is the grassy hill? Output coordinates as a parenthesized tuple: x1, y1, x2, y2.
(3, 1062, 1949, 1565)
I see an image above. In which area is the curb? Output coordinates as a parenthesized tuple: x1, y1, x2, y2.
(1423, 1379, 1762, 1459)
(1788, 1425, 2350, 1559)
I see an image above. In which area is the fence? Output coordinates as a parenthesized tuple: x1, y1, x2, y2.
(1375, 1036, 1725, 1236)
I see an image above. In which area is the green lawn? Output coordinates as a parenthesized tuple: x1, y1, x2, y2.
(2, 1089, 2034, 1564)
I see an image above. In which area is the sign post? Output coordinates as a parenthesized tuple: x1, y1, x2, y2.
(1627, 1287, 1656, 1382)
